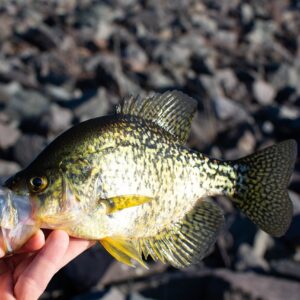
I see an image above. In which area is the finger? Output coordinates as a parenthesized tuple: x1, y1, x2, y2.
(17, 230, 45, 253)
(59, 238, 95, 268)
(12, 253, 36, 283)
(0, 231, 7, 258)
(0, 246, 5, 258)
(14, 230, 69, 300)
(0, 272, 15, 300)
(0, 230, 45, 259)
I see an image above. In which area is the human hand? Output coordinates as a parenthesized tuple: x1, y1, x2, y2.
(0, 230, 95, 300)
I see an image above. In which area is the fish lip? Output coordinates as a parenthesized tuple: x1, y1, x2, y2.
(0, 188, 36, 254)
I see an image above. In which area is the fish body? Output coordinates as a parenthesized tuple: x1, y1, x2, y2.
(1, 91, 297, 268)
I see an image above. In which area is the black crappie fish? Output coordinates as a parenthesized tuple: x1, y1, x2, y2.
(0, 91, 297, 268)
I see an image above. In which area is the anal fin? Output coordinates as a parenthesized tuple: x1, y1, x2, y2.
(100, 237, 148, 268)
(138, 199, 224, 268)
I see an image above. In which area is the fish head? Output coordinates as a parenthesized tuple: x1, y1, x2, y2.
(3, 164, 69, 227)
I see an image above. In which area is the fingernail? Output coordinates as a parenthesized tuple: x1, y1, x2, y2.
(0, 247, 5, 258)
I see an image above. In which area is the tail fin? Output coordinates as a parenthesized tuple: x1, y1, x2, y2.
(232, 140, 297, 237)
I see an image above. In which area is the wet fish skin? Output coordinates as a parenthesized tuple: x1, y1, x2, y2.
(2, 91, 297, 268)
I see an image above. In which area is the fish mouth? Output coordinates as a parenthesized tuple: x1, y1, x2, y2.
(0, 188, 37, 255)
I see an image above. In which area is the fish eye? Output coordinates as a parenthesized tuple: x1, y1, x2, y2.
(29, 176, 48, 193)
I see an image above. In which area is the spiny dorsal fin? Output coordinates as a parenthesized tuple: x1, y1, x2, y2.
(117, 91, 198, 144)
(100, 200, 224, 268)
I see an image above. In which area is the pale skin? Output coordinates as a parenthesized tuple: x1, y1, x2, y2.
(0, 230, 95, 300)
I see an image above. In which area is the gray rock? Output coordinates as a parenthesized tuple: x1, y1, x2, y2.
(253, 80, 276, 105)
(123, 43, 148, 71)
(0, 82, 22, 104)
(212, 96, 249, 122)
(236, 243, 269, 271)
(13, 134, 47, 167)
(152, 43, 191, 69)
(101, 288, 125, 300)
(289, 190, 300, 216)
(247, 20, 276, 46)
(146, 67, 175, 90)
(216, 69, 238, 95)
(270, 63, 300, 91)
(0, 159, 20, 184)
(199, 75, 222, 99)
(214, 269, 300, 300)
(45, 85, 74, 102)
(74, 88, 111, 122)
(0, 123, 21, 150)
(270, 259, 300, 281)
(40, 104, 73, 134)
(237, 130, 256, 155)
(6, 89, 49, 120)
(241, 3, 254, 25)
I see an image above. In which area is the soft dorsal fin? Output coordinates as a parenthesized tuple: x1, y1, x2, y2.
(99, 199, 224, 268)
(117, 91, 198, 144)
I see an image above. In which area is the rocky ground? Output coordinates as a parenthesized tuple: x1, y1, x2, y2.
(0, 0, 300, 299)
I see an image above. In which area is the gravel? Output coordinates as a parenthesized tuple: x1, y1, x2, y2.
(0, 1, 299, 299)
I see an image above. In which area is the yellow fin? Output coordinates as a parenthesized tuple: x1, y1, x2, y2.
(138, 200, 224, 268)
(100, 237, 148, 268)
(117, 91, 197, 144)
(101, 195, 152, 214)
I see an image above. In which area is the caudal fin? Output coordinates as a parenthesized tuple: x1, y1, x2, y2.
(232, 140, 297, 237)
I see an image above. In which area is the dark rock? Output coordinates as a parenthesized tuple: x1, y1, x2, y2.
(47, 246, 114, 297)
(86, 54, 140, 95)
(13, 134, 47, 167)
(138, 269, 300, 300)
(17, 24, 62, 51)
(190, 54, 214, 75)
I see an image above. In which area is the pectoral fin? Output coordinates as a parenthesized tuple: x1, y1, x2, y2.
(100, 237, 147, 268)
(101, 195, 153, 214)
